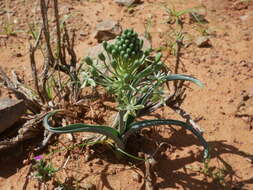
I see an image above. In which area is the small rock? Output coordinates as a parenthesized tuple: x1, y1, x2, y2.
(115, 0, 137, 6)
(110, 168, 117, 175)
(189, 12, 208, 24)
(16, 53, 22, 57)
(232, 1, 248, 10)
(148, 157, 157, 167)
(228, 98, 234, 103)
(65, 133, 74, 141)
(93, 158, 103, 165)
(88, 167, 94, 173)
(80, 31, 89, 37)
(132, 172, 142, 183)
(240, 14, 250, 21)
(22, 159, 30, 165)
(84, 153, 92, 162)
(195, 36, 211, 48)
(93, 20, 122, 42)
(246, 157, 253, 163)
(0, 98, 26, 133)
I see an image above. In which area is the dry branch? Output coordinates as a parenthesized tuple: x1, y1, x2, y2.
(144, 154, 155, 190)
(30, 27, 45, 103)
(0, 67, 41, 113)
(0, 112, 47, 150)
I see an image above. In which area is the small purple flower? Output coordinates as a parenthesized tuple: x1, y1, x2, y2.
(34, 155, 43, 161)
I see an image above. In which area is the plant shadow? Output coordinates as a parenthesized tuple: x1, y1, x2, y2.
(0, 136, 43, 178)
(124, 127, 253, 190)
(1, 126, 252, 190)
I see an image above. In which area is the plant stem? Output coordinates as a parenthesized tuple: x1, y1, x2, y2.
(119, 110, 125, 134)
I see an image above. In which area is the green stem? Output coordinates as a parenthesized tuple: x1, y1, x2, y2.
(119, 110, 125, 135)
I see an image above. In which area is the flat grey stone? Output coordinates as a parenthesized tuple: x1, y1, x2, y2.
(0, 98, 26, 133)
(240, 14, 253, 22)
(115, 0, 136, 6)
(94, 20, 122, 43)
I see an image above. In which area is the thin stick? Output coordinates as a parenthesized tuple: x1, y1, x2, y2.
(40, 0, 54, 64)
(144, 154, 154, 190)
(170, 105, 204, 134)
(53, 0, 65, 66)
(30, 28, 45, 103)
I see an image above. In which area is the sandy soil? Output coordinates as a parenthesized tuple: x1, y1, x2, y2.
(0, 0, 253, 189)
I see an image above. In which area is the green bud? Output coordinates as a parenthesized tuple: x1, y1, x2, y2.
(121, 34, 127, 39)
(135, 44, 140, 51)
(155, 52, 162, 62)
(125, 39, 130, 45)
(114, 44, 119, 50)
(124, 29, 129, 35)
(91, 68, 99, 77)
(135, 38, 140, 45)
(140, 39, 144, 49)
(144, 50, 149, 56)
(126, 48, 131, 54)
(84, 56, 93, 65)
(120, 50, 125, 56)
(112, 49, 118, 56)
(144, 48, 152, 56)
(108, 44, 114, 53)
(157, 61, 164, 67)
(133, 32, 138, 38)
(127, 30, 132, 37)
(120, 38, 124, 44)
(118, 46, 123, 51)
(102, 41, 108, 50)
(111, 60, 117, 69)
(116, 41, 121, 46)
(123, 54, 129, 60)
(98, 53, 106, 61)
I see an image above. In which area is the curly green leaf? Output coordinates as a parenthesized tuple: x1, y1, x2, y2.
(162, 74, 204, 88)
(43, 111, 125, 149)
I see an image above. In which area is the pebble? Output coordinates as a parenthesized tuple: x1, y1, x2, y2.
(93, 158, 103, 165)
(195, 36, 211, 48)
(132, 172, 142, 183)
(93, 20, 122, 42)
(83, 182, 96, 190)
(115, 0, 137, 6)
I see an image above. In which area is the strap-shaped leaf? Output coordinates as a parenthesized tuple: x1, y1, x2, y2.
(136, 74, 203, 109)
(43, 111, 125, 149)
(162, 74, 204, 87)
(123, 119, 209, 159)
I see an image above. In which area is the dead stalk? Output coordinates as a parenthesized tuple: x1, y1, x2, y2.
(144, 154, 154, 190)
(0, 0, 81, 150)
(30, 28, 45, 103)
